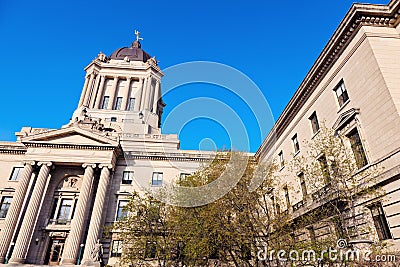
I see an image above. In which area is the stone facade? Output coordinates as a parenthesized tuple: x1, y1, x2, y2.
(0, 0, 399, 266)
(0, 40, 213, 265)
(256, 0, 400, 252)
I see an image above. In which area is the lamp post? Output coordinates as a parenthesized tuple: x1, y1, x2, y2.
(77, 244, 84, 265)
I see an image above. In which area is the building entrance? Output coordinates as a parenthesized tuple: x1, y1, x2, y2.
(46, 238, 65, 265)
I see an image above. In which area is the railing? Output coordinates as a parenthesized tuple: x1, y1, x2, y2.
(292, 200, 304, 211)
(48, 218, 71, 225)
(312, 183, 333, 202)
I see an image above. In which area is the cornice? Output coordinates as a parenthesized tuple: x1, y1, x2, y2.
(121, 151, 216, 162)
(256, 0, 400, 161)
(24, 142, 117, 151)
(0, 144, 27, 155)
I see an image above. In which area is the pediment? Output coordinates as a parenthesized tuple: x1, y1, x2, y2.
(21, 127, 119, 147)
(332, 108, 360, 130)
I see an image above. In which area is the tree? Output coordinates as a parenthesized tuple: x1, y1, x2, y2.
(289, 125, 384, 265)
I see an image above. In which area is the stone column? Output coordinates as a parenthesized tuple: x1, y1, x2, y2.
(89, 76, 102, 108)
(61, 164, 96, 265)
(144, 77, 153, 110)
(81, 165, 112, 264)
(152, 80, 160, 113)
(135, 78, 144, 111)
(94, 75, 106, 109)
(121, 77, 132, 110)
(107, 76, 119, 110)
(0, 161, 35, 263)
(83, 74, 95, 107)
(78, 75, 90, 107)
(9, 162, 52, 264)
(139, 77, 148, 111)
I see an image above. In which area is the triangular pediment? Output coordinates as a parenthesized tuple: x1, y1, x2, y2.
(332, 108, 360, 130)
(21, 127, 119, 147)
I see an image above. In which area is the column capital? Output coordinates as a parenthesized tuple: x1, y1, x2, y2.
(23, 161, 36, 166)
(38, 161, 52, 167)
(98, 164, 113, 170)
(113, 76, 119, 79)
(82, 163, 96, 169)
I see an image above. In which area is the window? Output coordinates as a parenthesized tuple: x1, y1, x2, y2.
(9, 167, 23, 181)
(298, 172, 307, 200)
(307, 226, 316, 243)
(283, 186, 290, 210)
(101, 96, 109, 109)
(270, 195, 280, 215)
(110, 117, 117, 122)
(127, 98, 135, 111)
(334, 80, 349, 107)
(116, 200, 128, 221)
(370, 203, 392, 240)
(145, 241, 157, 259)
(114, 97, 123, 110)
(318, 155, 330, 184)
(0, 196, 12, 218)
(347, 129, 368, 168)
(122, 171, 134, 185)
(278, 151, 284, 168)
(152, 172, 163, 186)
(292, 134, 300, 153)
(309, 112, 320, 134)
(57, 199, 72, 223)
(179, 173, 190, 182)
(111, 240, 123, 257)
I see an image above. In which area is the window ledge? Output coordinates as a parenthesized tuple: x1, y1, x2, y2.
(337, 99, 350, 113)
(279, 165, 285, 172)
(353, 163, 371, 175)
(293, 151, 300, 158)
(311, 129, 321, 140)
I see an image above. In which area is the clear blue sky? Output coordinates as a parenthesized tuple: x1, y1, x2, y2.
(0, 0, 388, 152)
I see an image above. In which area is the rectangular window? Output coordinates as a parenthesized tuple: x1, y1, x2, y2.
(298, 172, 307, 200)
(152, 172, 163, 186)
(307, 226, 316, 243)
(101, 96, 109, 109)
(283, 186, 290, 210)
(0, 196, 12, 218)
(370, 203, 392, 240)
(57, 199, 72, 223)
(127, 98, 135, 111)
(309, 112, 320, 134)
(116, 200, 128, 221)
(122, 171, 134, 185)
(334, 80, 349, 107)
(318, 155, 330, 185)
(111, 240, 123, 257)
(278, 151, 284, 168)
(179, 173, 190, 182)
(114, 97, 123, 110)
(292, 134, 300, 153)
(145, 241, 157, 259)
(9, 167, 24, 181)
(270, 195, 280, 215)
(347, 129, 368, 168)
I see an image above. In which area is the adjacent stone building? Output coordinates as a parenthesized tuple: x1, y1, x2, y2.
(0, 0, 399, 265)
(256, 0, 400, 252)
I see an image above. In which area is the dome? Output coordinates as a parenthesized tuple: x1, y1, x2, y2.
(109, 41, 152, 62)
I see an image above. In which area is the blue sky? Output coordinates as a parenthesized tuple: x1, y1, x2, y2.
(0, 0, 389, 152)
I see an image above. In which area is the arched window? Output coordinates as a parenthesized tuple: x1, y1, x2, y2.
(48, 176, 81, 225)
